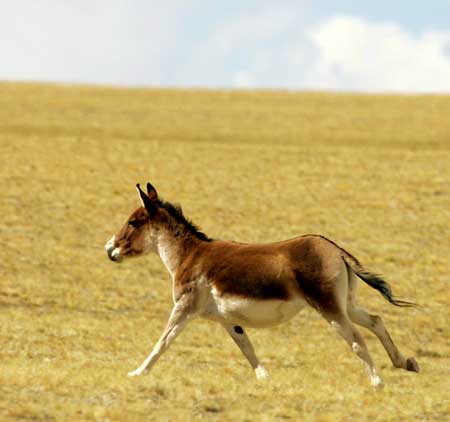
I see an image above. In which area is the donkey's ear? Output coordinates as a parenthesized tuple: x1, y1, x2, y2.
(136, 183, 157, 213)
(146, 182, 158, 201)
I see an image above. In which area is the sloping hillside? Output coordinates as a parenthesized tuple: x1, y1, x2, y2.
(0, 83, 449, 421)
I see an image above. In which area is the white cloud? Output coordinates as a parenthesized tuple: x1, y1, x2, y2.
(233, 71, 255, 88)
(305, 16, 450, 92)
(172, 10, 450, 92)
(0, 2, 449, 92)
(0, 0, 190, 85)
(172, 5, 313, 88)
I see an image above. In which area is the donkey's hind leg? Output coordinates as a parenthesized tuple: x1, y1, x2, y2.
(325, 312, 383, 388)
(347, 306, 419, 372)
(298, 260, 382, 387)
(322, 263, 382, 386)
(346, 270, 420, 373)
(312, 288, 382, 385)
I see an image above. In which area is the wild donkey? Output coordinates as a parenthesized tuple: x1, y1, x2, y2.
(105, 183, 419, 387)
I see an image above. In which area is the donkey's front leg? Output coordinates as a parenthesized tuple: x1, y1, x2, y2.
(128, 295, 192, 377)
(222, 324, 268, 380)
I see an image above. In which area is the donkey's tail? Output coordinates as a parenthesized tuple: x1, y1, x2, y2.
(342, 255, 418, 308)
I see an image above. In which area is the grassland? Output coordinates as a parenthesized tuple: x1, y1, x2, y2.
(0, 82, 449, 421)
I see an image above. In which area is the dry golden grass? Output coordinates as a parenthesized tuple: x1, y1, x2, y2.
(0, 82, 449, 421)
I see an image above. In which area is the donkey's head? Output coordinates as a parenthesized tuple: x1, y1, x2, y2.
(105, 183, 161, 263)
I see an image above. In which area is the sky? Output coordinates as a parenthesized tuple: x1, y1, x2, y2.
(1, 1, 450, 92)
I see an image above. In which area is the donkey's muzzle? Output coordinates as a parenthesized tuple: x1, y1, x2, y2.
(105, 236, 123, 263)
(107, 248, 123, 262)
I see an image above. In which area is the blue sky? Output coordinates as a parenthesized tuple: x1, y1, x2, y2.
(313, 1, 450, 33)
(0, 1, 449, 92)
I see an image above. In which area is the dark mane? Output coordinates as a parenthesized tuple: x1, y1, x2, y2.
(158, 199, 212, 242)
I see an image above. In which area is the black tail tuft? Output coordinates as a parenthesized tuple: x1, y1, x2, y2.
(353, 268, 419, 309)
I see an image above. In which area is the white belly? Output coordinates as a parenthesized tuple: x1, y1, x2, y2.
(204, 288, 306, 328)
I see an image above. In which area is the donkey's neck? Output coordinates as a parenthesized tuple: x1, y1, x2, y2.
(156, 230, 198, 279)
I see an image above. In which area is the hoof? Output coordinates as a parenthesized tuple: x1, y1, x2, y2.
(128, 369, 143, 377)
(371, 375, 384, 389)
(255, 365, 269, 380)
(406, 357, 420, 373)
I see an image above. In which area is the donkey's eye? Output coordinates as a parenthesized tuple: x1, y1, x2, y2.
(129, 220, 141, 228)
